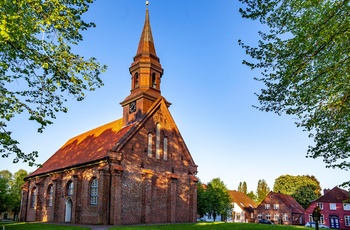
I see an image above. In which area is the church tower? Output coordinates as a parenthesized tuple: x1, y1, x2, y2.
(120, 4, 169, 126)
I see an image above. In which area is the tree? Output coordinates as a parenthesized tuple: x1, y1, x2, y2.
(238, 0, 350, 185)
(238, 181, 248, 194)
(0, 169, 28, 218)
(198, 178, 232, 221)
(273, 174, 321, 208)
(256, 179, 270, 203)
(246, 191, 256, 202)
(0, 0, 106, 166)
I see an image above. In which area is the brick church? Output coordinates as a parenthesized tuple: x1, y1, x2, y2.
(20, 5, 198, 225)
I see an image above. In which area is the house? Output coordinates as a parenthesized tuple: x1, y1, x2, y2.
(228, 190, 257, 223)
(255, 191, 305, 225)
(305, 187, 350, 229)
(19, 5, 198, 225)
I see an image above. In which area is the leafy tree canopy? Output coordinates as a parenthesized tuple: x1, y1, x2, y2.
(239, 0, 350, 185)
(256, 179, 270, 203)
(238, 181, 248, 194)
(273, 174, 321, 208)
(0, 0, 106, 166)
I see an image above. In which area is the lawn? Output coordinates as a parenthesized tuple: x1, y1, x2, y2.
(1, 222, 312, 230)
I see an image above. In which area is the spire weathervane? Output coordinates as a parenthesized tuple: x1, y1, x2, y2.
(146, 1, 149, 6)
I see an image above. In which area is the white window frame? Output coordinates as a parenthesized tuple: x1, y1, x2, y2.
(345, 216, 350, 226)
(163, 137, 168, 160)
(48, 185, 53, 207)
(147, 133, 153, 157)
(265, 204, 270, 209)
(330, 203, 336, 210)
(283, 213, 288, 221)
(266, 214, 271, 220)
(274, 204, 279, 210)
(274, 214, 279, 221)
(257, 214, 262, 220)
(344, 203, 350, 211)
(90, 178, 98, 205)
(67, 181, 74, 196)
(317, 203, 324, 210)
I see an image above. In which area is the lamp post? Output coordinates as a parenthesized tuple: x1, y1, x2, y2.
(312, 206, 321, 230)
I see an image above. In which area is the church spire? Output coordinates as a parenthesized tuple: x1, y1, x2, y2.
(120, 3, 165, 126)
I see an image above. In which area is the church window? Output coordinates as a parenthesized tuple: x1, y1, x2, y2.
(31, 187, 37, 208)
(134, 73, 139, 88)
(67, 181, 73, 196)
(148, 133, 153, 157)
(152, 73, 156, 88)
(156, 123, 161, 159)
(47, 185, 53, 207)
(90, 178, 98, 205)
(163, 137, 168, 160)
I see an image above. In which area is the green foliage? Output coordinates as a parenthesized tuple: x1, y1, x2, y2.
(0, 0, 106, 166)
(256, 179, 270, 203)
(238, 181, 247, 194)
(246, 191, 256, 202)
(273, 174, 321, 208)
(197, 178, 232, 221)
(238, 0, 350, 184)
(0, 169, 28, 215)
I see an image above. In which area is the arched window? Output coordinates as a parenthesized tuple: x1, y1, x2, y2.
(47, 185, 53, 207)
(134, 73, 139, 88)
(163, 137, 168, 160)
(156, 123, 161, 159)
(31, 187, 37, 208)
(148, 133, 153, 157)
(67, 181, 73, 196)
(152, 73, 157, 88)
(90, 178, 98, 205)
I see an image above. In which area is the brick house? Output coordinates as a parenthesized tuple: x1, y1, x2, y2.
(228, 190, 257, 223)
(255, 191, 305, 225)
(305, 187, 350, 229)
(19, 6, 198, 225)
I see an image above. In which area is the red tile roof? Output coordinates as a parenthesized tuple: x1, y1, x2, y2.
(228, 190, 257, 210)
(316, 187, 349, 203)
(29, 118, 134, 177)
(274, 191, 305, 214)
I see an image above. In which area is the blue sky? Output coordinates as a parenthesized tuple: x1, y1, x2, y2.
(2, 0, 348, 193)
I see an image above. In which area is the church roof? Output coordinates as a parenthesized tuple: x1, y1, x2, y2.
(29, 119, 135, 177)
(315, 187, 349, 203)
(136, 7, 156, 56)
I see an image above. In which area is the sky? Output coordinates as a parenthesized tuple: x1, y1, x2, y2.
(1, 0, 348, 193)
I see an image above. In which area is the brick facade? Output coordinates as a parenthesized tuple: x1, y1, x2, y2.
(19, 6, 198, 226)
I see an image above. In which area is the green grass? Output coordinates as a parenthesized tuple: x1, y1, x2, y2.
(111, 222, 310, 230)
(0, 222, 89, 230)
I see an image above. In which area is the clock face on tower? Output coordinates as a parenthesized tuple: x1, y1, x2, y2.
(129, 101, 136, 113)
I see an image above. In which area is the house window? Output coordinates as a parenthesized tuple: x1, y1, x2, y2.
(317, 203, 324, 210)
(265, 204, 270, 209)
(156, 123, 161, 159)
(47, 185, 53, 207)
(163, 137, 168, 160)
(283, 213, 288, 221)
(147, 133, 153, 157)
(273, 204, 279, 210)
(31, 187, 37, 208)
(309, 214, 313, 222)
(330, 203, 336, 210)
(67, 181, 73, 196)
(320, 215, 325, 224)
(236, 212, 241, 220)
(90, 178, 98, 205)
(274, 214, 279, 221)
(345, 216, 350, 226)
(266, 214, 271, 220)
(344, 203, 350, 211)
(257, 214, 262, 220)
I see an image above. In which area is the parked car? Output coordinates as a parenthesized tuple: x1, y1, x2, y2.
(305, 222, 330, 228)
(258, 219, 274, 224)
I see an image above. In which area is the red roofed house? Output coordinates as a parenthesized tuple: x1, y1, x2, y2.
(228, 190, 257, 223)
(19, 6, 198, 225)
(304, 187, 350, 229)
(255, 191, 305, 225)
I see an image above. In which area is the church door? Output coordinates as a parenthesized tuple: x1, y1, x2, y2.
(65, 199, 72, 222)
(329, 215, 340, 229)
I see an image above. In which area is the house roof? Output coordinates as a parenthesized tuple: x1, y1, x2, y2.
(315, 187, 349, 203)
(28, 118, 135, 177)
(271, 191, 305, 214)
(228, 190, 257, 210)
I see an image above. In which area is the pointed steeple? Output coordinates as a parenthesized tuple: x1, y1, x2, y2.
(120, 4, 167, 126)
